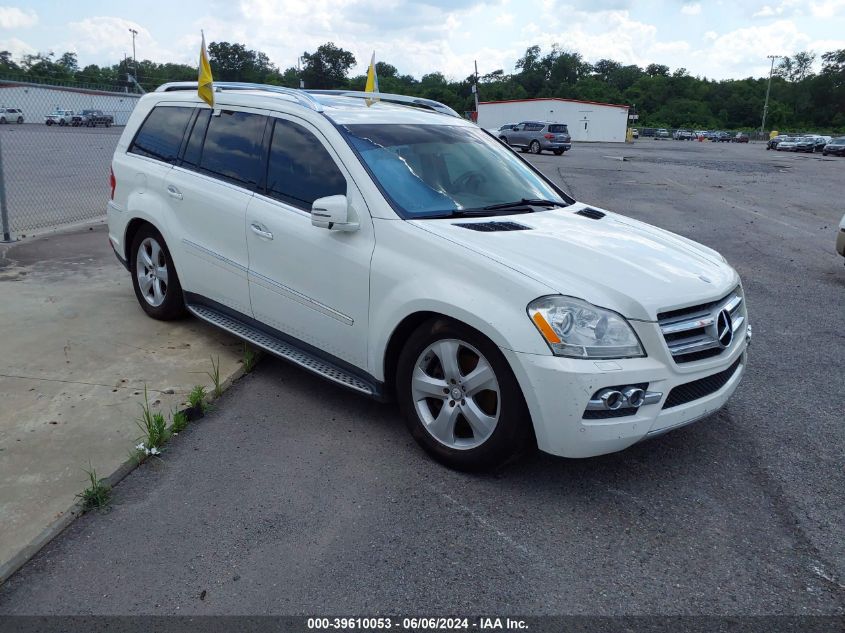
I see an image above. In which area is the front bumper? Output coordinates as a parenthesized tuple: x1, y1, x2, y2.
(504, 325, 749, 458)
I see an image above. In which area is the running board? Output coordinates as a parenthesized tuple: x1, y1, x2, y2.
(187, 303, 376, 396)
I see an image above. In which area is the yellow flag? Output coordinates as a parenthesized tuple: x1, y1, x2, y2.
(198, 31, 214, 108)
(365, 51, 379, 95)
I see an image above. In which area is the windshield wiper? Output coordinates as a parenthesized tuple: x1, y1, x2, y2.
(483, 198, 569, 210)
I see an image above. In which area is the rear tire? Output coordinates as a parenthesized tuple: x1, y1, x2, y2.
(553, 149, 563, 156)
(530, 140, 541, 154)
(396, 318, 534, 471)
(130, 225, 187, 321)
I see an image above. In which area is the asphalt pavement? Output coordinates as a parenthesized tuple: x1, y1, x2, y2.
(0, 140, 843, 617)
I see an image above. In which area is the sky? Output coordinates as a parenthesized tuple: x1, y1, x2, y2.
(2, 0, 845, 81)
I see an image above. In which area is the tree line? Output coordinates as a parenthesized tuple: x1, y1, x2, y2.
(2, 42, 843, 132)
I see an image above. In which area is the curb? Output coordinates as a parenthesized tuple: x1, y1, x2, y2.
(0, 358, 253, 585)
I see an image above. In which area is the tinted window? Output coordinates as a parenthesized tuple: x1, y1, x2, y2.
(130, 106, 193, 164)
(182, 109, 211, 168)
(265, 119, 346, 211)
(548, 124, 568, 133)
(198, 110, 266, 187)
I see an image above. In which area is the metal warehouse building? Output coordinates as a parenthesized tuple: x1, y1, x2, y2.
(0, 81, 141, 126)
(477, 97, 630, 143)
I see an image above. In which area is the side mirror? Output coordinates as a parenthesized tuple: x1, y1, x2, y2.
(311, 195, 359, 232)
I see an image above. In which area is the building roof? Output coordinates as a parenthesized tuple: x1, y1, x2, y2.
(479, 97, 629, 110)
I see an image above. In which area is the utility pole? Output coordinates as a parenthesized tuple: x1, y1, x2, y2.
(129, 28, 138, 82)
(472, 60, 480, 121)
(760, 54, 782, 138)
(298, 56, 304, 89)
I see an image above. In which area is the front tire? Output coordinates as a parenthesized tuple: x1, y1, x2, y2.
(396, 319, 533, 471)
(130, 225, 187, 320)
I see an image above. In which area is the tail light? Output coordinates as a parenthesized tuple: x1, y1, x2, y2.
(544, 133, 554, 139)
(109, 166, 116, 200)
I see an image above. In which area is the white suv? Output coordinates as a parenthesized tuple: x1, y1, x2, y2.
(107, 82, 750, 470)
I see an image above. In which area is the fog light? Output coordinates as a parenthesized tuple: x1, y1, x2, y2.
(598, 389, 623, 410)
(623, 387, 645, 408)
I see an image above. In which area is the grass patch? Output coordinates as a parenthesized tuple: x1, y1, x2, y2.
(135, 385, 171, 453)
(170, 410, 189, 434)
(76, 465, 111, 511)
(242, 344, 257, 374)
(188, 384, 208, 412)
(207, 355, 222, 398)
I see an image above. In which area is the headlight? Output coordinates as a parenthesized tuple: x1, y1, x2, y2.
(527, 296, 644, 359)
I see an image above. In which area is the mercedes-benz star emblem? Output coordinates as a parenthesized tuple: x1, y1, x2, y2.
(717, 309, 733, 348)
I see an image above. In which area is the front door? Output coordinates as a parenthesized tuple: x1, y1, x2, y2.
(245, 114, 375, 370)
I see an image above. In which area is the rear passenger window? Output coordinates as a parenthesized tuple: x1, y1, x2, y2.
(182, 109, 211, 168)
(198, 110, 266, 188)
(129, 106, 193, 164)
(265, 119, 346, 211)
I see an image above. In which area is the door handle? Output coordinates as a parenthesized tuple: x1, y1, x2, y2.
(166, 185, 183, 200)
(250, 223, 273, 240)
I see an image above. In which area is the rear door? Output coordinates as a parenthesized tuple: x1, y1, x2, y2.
(165, 107, 268, 316)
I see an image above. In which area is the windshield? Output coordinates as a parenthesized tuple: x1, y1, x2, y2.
(342, 123, 568, 219)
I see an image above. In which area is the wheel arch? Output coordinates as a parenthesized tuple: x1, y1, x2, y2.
(124, 217, 165, 264)
(381, 309, 518, 400)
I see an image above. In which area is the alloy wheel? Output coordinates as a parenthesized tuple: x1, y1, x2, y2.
(410, 338, 500, 450)
(135, 237, 169, 307)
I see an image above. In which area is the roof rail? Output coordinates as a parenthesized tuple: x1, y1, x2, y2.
(155, 81, 324, 112)
(306, 90, 461, 118)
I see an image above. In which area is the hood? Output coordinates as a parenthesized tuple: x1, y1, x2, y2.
(410, 202, 739, 321)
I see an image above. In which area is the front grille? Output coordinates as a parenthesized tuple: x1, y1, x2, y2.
(657, 288, 745, 364)
(663, 357, 742, 409)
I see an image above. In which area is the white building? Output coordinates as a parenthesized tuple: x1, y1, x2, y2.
(477, 97, 630, 143)
(0, 81, 142, 126)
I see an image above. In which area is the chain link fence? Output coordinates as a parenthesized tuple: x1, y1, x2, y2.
(0, 80, 141, 239)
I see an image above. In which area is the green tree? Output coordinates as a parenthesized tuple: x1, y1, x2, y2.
(301, 43, 355, 89)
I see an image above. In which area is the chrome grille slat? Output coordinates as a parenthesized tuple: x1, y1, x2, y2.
(658, 289, 744, 364)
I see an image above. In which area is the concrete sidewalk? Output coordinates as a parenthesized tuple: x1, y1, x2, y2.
(0, 225, 244, 581)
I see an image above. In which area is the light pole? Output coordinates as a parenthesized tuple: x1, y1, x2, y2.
(760, 54, 783, 138)
(128, 28, 138, 81)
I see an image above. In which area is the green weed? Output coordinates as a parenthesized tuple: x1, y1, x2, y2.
(76, 465, 111, 511)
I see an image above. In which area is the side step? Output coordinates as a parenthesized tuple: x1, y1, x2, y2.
(187, 303, 376, 396)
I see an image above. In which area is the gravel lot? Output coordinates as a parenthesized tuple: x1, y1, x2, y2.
(1, 140, 843, 617)
(0, 124, 120, 235)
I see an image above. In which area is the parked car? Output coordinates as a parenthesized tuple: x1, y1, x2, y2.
(837, 214, 845, 262)
(0, 107, 24, 124)
(631, 128, 639, 139)
(776, 137, 799, 151)
(792, 136, 817, 153)
(715, 131, 733, 142)
(732, 132, 749, 143)
(673, 129, 693, 140)
(45, 109, 74, 126)
(767, 134, 789, 150)
(811, 135, 831, 152)
(108, 82, 749, 470)
(822, 137, 845, 157)
(71, 109, 114, 127)
(655, 128, 670, 139)
(498, 121, 572, 155)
